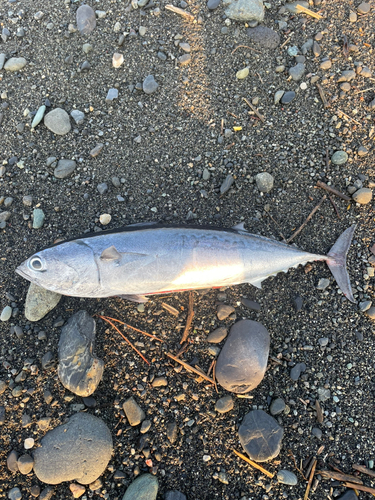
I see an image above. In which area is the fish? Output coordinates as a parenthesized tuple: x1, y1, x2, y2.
(16, 222, 356, 303)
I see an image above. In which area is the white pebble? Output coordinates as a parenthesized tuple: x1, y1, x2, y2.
(0, 306, 12, 322)
(112, 53, 124, 68)
(99, 214, 111, 225)
(300, 82, 307, 90)
(24, 437, 35, 449)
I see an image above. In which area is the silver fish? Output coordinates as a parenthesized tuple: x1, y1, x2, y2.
(16, 223, 356, 303)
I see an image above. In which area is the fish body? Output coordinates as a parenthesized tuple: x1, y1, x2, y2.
(16, 223, 356, 303)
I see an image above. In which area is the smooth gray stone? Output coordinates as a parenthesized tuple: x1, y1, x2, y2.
(39, 487, 54, 500)
(4, 57, 27, 71)
(289, 63, 305, 81)
(166, 420, 178, 443)
(281, 91, 295, 104)
(270, 398, 286, 415)
(44, 108, 71, 135)
(33, 413, 113, 485)
(214, 395, 234, 414)
(241, 297, 260, 311)
(33, 208, 45, 229)
(207, 326, 228, 343)
(238, 410, 284, 462)
(225, 0, 264, 21)
(70, 110, 85, 125)
(76, 5, 96, 35)
(301, 39, 313, 54)
(331, 150, 348, 165)
(290, 362, 306, 381)
(123, 397, 145, 426)
(216, 320, 270, 393)
(7, 450, 18, 472)
(54, 159, 77, 179)
(277, 470, 298, 485)
(337, 490, 358, 500)
(31, 105, 46, 129)
(25, 283, 62, 322)
(255, 172, 274, 192)
(207, 0, 220, 9)
(17, 454, 34, 474)
(0, 53, 6, 70)
(312, 427, 322, 439)
(123, 474, 158, 500)
(338, 70, 356, 82)
(220, 174, 234, 194)
(165, 492, 187, 500)
(106, 88, 119, 102)
(58, 311, 104, 397)
(143, 75, 159, 94)
(8, 488, 22, 500)
(246, 26, 280, 49)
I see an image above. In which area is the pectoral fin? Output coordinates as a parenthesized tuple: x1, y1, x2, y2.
(101, 245, 122, 261)
(249, 277, 265, 289)
(232, 222, 247, 231)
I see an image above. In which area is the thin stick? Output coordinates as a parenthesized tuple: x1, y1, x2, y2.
(233, 449, 274, 478)
(231, 44, 261, 55)
(352, 464, 375, 478)
(288, 449, 307, 480)
(212, 359, 218, 393)
(99, 316, 150, 364)
(318, 470, 363, 484)
(295, 4, 323, 19)
(354, 87, 375, 94)
(316, 180, 351, 201)
(280, 35, 292, 50)
(165, 4, 194, 20)
(343, 482, 375, 495)
(336, 109, 362, 126)
(266, 213, 287, 242)
(99, 315, 162, 342)
(180, 291, 195, 344)
(316, 83, 329, 108)
(286, 195, 327, 243)
(315, 399, 324, 424)
(304, 459, 317, 500)
(328, 194, 341, 219)
(165, 352, 215, 384)
(207, 359, 215, 377)
(243, 97, 265, 122)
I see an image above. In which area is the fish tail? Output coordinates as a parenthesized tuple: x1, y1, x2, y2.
(326, 225, 356, 303)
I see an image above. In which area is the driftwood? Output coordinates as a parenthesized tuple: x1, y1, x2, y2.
(316, 180, 351, 201)
(318, 470, 363, 485)
(233, 449, 274, 478)
(352, 464, 375, 478)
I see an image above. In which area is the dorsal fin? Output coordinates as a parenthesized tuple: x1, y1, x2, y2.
(232, 222, 246, 231)
(100, 245, 122, 261)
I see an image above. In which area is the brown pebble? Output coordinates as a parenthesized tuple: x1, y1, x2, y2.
(217, 304, 235, 320)
(357, 2, 370, 14)
(352, 188, 372, 204)
(90, 143, 104, 157)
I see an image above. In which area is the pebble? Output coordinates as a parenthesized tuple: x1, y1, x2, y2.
(58, 311, 104, 397)
(25, 283, 62, 322)
(140, 420, 151, 433)
(312, 41, 321, 57)
(139, 26, 147, 36)
(340, 82, 351, 92)
(106, 88, 119, 102)
(99, 214, 111, 225)
(0, 53, 6, 70)
(82, 43, 93, 54)
(217, 303, 235, 320)
(32, 208, 45, 229)
(24, 438, 34, 449)
(123, 474, 158, 500)
(236, 67, 249, 79)
(97, 183, 108, 195)
(366, 307, 375, 319)
(207, 326, 228, 343)
(165, 492, 187, 500)
(281, 91, 295, 104)
(113, 52, 124, 68)
(293, 295, 303, 311)
(290, 362, 306, 381)
(31, 105, 46, 129)
(239, 410, 284, 461)
(338, 70, 356, 82)
(90, 144, 104, 157)
(207, 0, 220, 9)
(255, 172, 274, 192)
(274, 90, 284, 104)
(285, 1, 308, 13)
(360, 66, 372, 78)
(0, 306, 12, 322)
(179, 54, 191, 66)
(216, 320, 269, 393)
(34, 413, 113, 484)
(246, 26, 280, 49)
(349, 11, 357, 21)
(359, 300, 372, 312)
(39, 486, 54, 500)
(0, 380, 7, 395)
(287, 45, 299, 57)
(289, 62, 305, 81)
(81, 61, 91, 71)
(358, 145, 368, 156)
(54, 159, 76, 179)
(70, 484, 86, 499)
(8, 488, 22, 500)
(312, 427, 322, 439)
(123, 397, 145, 426)
(44, 108, 71, 135)
(71, 110, 85, 125)
(4, 57, 27, 71)
(152, 377, 168, 387)
(320, 59, 332, 70)
(143, 75, 159, 94)
(166, 421, 178, 443)
(317, 277, 330, 290)
(17, 454, 34, 474)
(337, 490, 359, 500)
(331, 150, 348, 165)
(301, 39, 313, 54)
(7, 450, 19, 472)
(357, 2, 370, 14)
(225, 0, 264, 21)
(214, 395, 234, 414)
(277, 470, 298, 486)
(220, 174, 234, 194)
(270, 398, 286, 415)
(30, 486, 40, 497)
(241, 297, 261, 311)
(76, 5, 96, 35)
(275, 65, 285, 73)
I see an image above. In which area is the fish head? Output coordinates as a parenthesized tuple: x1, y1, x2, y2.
(16, 241, 100, 296)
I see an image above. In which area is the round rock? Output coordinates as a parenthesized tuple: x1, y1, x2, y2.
(0, 306, 12, 322)
(123, 397, 145, 426)
(246, 26, 280, 49)
(44, 108, 71, 136)
(25, 283, 62, 322)
(207, 326, 228, 343)
(225, 0, 264, 21)
(207, 0, 220, 9)
(143, 75, 159, 94)
(214, 395, 234, 414)
(255, 172, 274, 193)
(215, 320, 270, 393)
(33, 413, 113, 485)
(238, 410, 284, 462)
(76, 5, 96, 35)
(270, 398, 286, 415)
(281, 91, 296, 104)
(17, 454, 34, 475)
(123, 474, 158, 500)
(331, 150, 348, 165)
(54, 160, 77, 179)
(352, 188, 372, 204)
(4, 57, 27, 72)
(277, 470, 298, 485)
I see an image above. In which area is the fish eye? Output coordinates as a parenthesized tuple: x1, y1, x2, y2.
(29, 256, 44, 271)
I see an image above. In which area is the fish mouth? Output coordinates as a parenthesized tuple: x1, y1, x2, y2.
(15, 265, 32, 282)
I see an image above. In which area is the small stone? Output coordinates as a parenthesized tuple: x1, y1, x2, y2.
(331, 150, 348, 165)
(82, 43, 93, 54)
(31, 105, 46, 129)
(255, 172, 274, 193)
(275, 65, 285, 73)
(359, 300, 372, 312)
(236, 67, 249, 79)
(241, 297, 261, 311)
(312, 427, 322, 439)
(70, 484, 86, 499)
(166, 421, 178, 443)
(30, 486, 40, 497)
(290, 362, 306, 381)
(152, 377, 168, 387)
(360, 66, 372, 78)
(99, 214, 111, 225)
(139, 26, 147, 36)
(81, 61, 91, 71)
(225, 0, 264, 21)
(39, 486, 54, 500)
(37, 417, 51, 431)
(320, 59, 332, 70)
(365, 307, 375, 319)
(32, 208, 45, 229)
(352, 188, 372, 204)
(214, 395, 234, 414)
(76, 5, 96, 35)
(24, 437, 34, 449)
(207, 0, 220, 9)
(337, 490, 359, 500)
(357, 2, 370, 14)
(287, 45, 299, 56)
(277, 470, 298, 486)
(71, 110, 85, 125)
(143, 75, 159, 94)
(239, 410, 283, 462)
(274, 90, 284, 104)
(270, 398, 286, 415)
(179, 54, 191, 66)
(358, 146, 368, 156)
(140, 419, 151, 434)
(97, 183, 108, 195)
(106, 88, 119, 102)
(44, 108, 71, 135)
(165, 492, 187, 500)
(312, 41, 321, 57)
(17, 454, 34, 474)
(281, 91, 295, 104)
(8, 488, 22, 500)
(0, 54, 6, 70)
(113, 52, 124, 68)
(0, 306, 12, 322)
(4, 57, 27, 72)
(293, 295, 303, 311)
(157, 51, 167, 61)
(338, 70, 356, 82)
(220, 174, 234, 194)
(301, 39, 313, 54)
(207, 326, 228, 343)
(217, 303, 235, 320)
(340, 82, 351, 92)
(122, 474, 158, 500)
(246, 26, 280, 49)
(54, 159, 76, 179)
(25, 283, 62, 322)
(123, 397, 145, 426)
(90, 144, 104, 157)
(179, 42, 191, 52)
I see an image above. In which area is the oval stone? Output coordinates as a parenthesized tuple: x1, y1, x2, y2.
(215, 320, 270, 393)
(331, 150, 348, 165)
(44, 108, 71, 136)
(76, 5, 96, 35)
(123, 474, 158, 500)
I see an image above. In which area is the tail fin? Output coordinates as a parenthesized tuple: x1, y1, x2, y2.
(326, 225, 356, 303)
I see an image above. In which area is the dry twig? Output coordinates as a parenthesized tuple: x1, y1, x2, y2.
(316, 83, 329, 108)
(233, 449, 274, 478)
(165, 4, 194, 20)
(315, 400, 324, 423)
(336, 109, 362, 126)
(162, 302, 179, 316)
(328, 194, 341, 219)
(180, 291, 195, 344)
(319, 470, 363, 484)
(288, 449, 306, 480)
(243, 97, 265, 122)
(295, 4, 323, 19)
(352, 464, 375, 478)
(316, 180, 351, 201)
(304, 458, 317, 500)
(354, 87, 375, 94)
(166, 352, 215, 384)
(343, 482, 375, 495)
(99, 315, 162, 341)
(286, 195, 327, 243)
(280, 35, 292, 49)
(231, 44, 261, 55)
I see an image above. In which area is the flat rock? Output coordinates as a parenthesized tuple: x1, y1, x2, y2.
(143, 75, 159, 94)
(76, 5, 96, 35)
(123, 474, 158, 500)
(290, 362, 306, 381)
(225, 0, 264, 21)
(277, 470, 298, 485)
(337, 490, 359, 500)
(44, 108, 71, 135)
(215, 320, 270, 393)
(246, 26, 280, 49)
(207, 326, 228, 343)
(241, 297, 261, 311)
(352, 188, 372, 204)
(54, 159, 76, 179)
(238, 410, 284, 461)
(123, 397, 145, 426)
(214, 395, 234, 413)
(0, 53, 6, 70)
(289, 63, 305, 81)
(281, 91, 295, 104)
(33, 413, 113, 485)
(71, 110, 85, 125)
(58, 311, 104, 397)
(25, 283, 62, 322)
(270, 398, 286, 415)
(217, 303, 235, 320)
(207, 0, 221, 9)
(220, 174, 234, 194)
(17, 454, 34, 474)
(4, 57, 27, 72)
